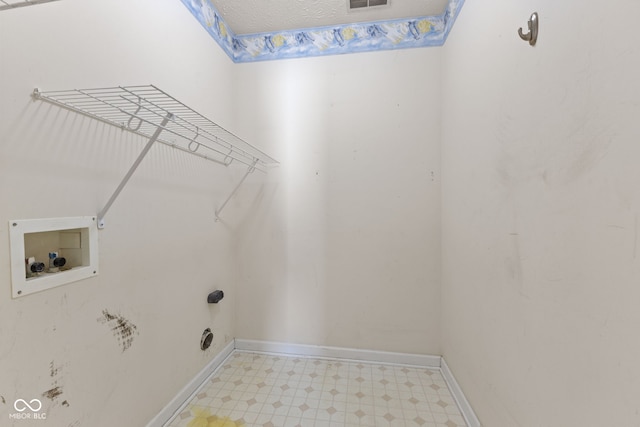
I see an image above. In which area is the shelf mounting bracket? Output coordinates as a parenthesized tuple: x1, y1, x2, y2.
(215, 159, 258, 221)
(97, 113, 173, 229)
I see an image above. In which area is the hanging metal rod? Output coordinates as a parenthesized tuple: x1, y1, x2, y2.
(215, 159, 258, 221)
(0, 0, 60, 11)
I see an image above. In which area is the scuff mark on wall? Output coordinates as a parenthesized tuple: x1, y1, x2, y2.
(98, 310, 139, 352)
(50, 360, 59, 378)
(42, 360, 64, 402)
(1, 395, 5, 404)
(42, 386, 63, 400)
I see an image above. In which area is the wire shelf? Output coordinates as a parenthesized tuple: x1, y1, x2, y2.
(0, 0, 60, 11)
(33, 85, 278, 172)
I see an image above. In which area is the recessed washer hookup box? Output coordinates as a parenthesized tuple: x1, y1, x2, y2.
(9, 216, 99, 298)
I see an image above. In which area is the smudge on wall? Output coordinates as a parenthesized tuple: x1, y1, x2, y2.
(42, 386, 63, 400)
(98, 309, 139, 352)
(42, 360, 65, 402)
(50, 360, 59, 378)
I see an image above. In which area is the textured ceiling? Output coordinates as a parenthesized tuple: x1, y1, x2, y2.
(212, 0, 450, 35)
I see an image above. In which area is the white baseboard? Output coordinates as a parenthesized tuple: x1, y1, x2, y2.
(146, 339, 235, 427)
(441, 357, 482, 427)
(234, 338, 441, 368)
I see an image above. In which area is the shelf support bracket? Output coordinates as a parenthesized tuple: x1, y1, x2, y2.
(215, 159, 258, 221)
(97, 113, 173, 229)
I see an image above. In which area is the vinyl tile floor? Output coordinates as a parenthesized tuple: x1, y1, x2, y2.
(166, 351, 467, 427)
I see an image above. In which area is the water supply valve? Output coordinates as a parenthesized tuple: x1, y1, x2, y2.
(25, 257, 45, 278)
(48, 252, 66, 273)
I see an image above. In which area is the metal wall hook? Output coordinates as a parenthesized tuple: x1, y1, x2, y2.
(518, 12, 538, 46)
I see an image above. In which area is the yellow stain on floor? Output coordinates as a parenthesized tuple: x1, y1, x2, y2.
(186, 407, 244, 427)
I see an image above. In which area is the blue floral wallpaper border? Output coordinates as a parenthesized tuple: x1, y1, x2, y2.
(180, 0, 465, 63)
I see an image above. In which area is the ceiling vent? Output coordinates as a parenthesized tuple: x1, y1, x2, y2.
(349, 0, 388, 10)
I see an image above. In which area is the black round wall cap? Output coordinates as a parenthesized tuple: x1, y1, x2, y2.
(207, 290, 224, 304)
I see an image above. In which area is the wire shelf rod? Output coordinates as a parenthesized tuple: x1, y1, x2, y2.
(33, 90, 248, 168)
(98, 107, 257, 169)
(43, 87, 241, 143)
(127, 87, 275, 162)
(118, 92, 261, 158)
(32, 85, 278, 227)
(33, 86, 278, 170)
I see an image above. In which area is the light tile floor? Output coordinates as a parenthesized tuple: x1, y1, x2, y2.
(167, 351, 467, 427)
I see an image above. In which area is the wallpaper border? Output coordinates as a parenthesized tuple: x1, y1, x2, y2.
(180, 0, 465, 62)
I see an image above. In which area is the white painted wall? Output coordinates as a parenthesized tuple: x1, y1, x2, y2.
(441, 1, 640, 426)
(0, 1, 241, 425)
(13, 0, 635, 425)
(232, 49, 442, 355)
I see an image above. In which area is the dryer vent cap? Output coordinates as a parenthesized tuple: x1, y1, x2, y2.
(208, 290, 224, 304)
(201, 328, 213, 350)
